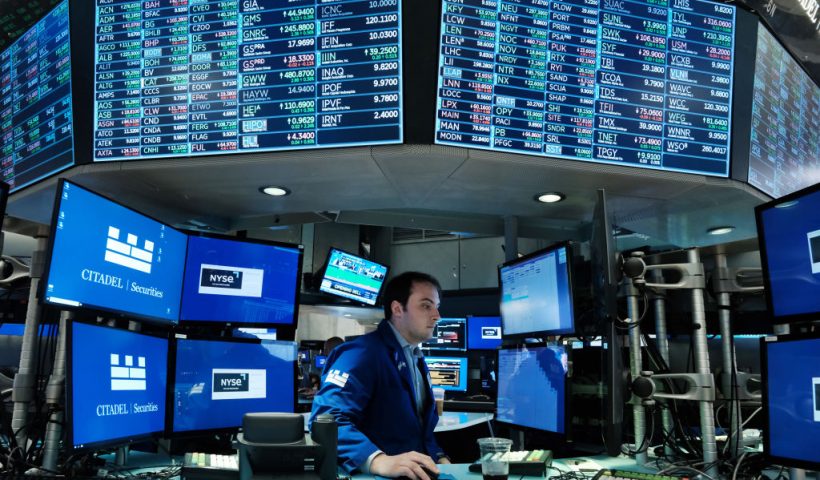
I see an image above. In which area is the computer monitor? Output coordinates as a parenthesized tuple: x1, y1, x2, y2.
(499, 242, 575, 336)
(233, 327, 277, 341)
(496, 345, 568, 435)
(314, 355, 327, 370)
(42, 180, 187, 324)
(319, 248, 388, 306)
(422, 318, 466, 351)
(467, 316, 502, 350)
(67, 321, 168, 451)
(761, 334, 820, 470)
(424, 355, 468, 392)
(171, 337, 296, 435)
(755, 181, 820, 323)
(180, 234, 303, 326)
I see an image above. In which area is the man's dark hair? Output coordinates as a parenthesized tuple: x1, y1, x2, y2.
(382, 271, 442, 320)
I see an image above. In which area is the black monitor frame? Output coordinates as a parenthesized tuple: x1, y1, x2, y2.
(66, 319, 169, 452)
(318, 246, 389, 307)
(424, 351, 470, 393)
(179, 231, 304, 330)
(760, 332, 820, 470)
(497, 241, 577, 338)
(40, 179, 187, 326)
(754, 181, 820, 325)
(166, 334, 298, 439)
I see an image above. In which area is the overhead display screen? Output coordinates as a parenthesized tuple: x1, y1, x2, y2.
(435, 0, 737, 177)
(0, 0, 74, 191)
(93, 0, 402, 161)
(747, 27, 820, 199)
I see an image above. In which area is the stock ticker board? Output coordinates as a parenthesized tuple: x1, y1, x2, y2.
(0, 0, 74, 191)
(434, 0, 737, 177)
(93, 0, 402, 161)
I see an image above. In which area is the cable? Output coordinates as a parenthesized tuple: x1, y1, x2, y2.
(731, 451, 749, 480)
(721, 407, 761, 456)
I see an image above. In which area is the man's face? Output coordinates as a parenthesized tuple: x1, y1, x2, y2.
(391, 281, 441, 344)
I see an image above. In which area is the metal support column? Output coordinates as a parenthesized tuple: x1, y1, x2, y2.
(503, 216, 519, 262)
(650, 270, 674, 457)
(40, 311, 73, 472)
(625, 279, 648, 465)
(714, 253, 742, 457)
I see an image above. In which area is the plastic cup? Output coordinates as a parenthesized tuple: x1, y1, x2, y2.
(432, 387, 445, 415)
(477, 437, 512, 480)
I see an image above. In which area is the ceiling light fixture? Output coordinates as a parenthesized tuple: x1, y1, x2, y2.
(534, 192, 566, 203)
(259, 186, 290, 197)
(707, 226, 735, 235)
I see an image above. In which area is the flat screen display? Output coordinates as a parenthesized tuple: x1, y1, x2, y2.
(755, 183, 820, 322)
(467, 316, 502, 350)
(314, 354, 327, 369)
(92, 0, 403, 161)
(319, 248, 388, 306)
(172, 337, 296, 434)
(497, 345, 567, 434)
(499, 244, 574, 336)
(424, 355, 468, 392)
(747, 27, 820, 198)
(422, 318, 466, 351)
(435, 0, 736, 177)
(762, 336, 820, 470)
(0, 0, 74, 191)
(180, 235, 302, 325)
(44, 180, 187, 324)
(69, 322, 168, 450)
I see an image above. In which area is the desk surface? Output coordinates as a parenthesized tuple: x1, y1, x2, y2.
(434, 411, 493, 432)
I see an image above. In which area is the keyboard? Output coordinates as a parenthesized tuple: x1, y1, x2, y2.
(591, 468, 688, 480)
(468, 449, 552, 476)
(182, 452, 238, 480)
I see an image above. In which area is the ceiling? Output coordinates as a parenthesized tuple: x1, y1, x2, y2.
(6, 144, 770, 251)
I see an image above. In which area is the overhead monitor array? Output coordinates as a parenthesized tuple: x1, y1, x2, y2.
(434, 0, 737, 176)
(92, 0, 403, 160)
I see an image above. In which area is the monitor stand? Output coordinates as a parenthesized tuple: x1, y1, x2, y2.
(115, 446, 130, 467)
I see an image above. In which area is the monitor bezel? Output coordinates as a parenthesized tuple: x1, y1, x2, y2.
(466, 315, 503, 351)
(40, 179, 187, 326)
(760, 332, 820, 470)
(494, 344, 570, 438)
(497, 241, 577, 337)
(318, 246, 390, 307)
(754, 181, 820, 324)
(178, 231, 304, 328)
(424, 352, 469, 393)
(66, 319, 170, 453)
(422, 317, 467, 352)
(166, 334, 298, 438)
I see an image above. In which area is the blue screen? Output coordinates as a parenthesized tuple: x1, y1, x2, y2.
(423, 318, 466, 351)
(497, 346, 567, 434)
(45, 181, 187, 323)
(319, 248, 388, 306)
(758, 187, 820, 319)
(499, 245, 574, 335)
(172, 338, 296, 433)
(314, 355, 327, 369)
(0, 324, 26, 336)
(70, 322, 168, 450)
(435, 0, 736, 177)
(467, 316, 502, 350)
(764, 337, 820, 466)
(424, 355, 468, 392)
(180, 236, 301, 325)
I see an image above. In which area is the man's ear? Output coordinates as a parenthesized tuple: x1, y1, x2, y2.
(390, 300, 403, 318)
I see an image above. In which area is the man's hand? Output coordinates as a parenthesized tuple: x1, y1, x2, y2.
(369, 451, 440, 479)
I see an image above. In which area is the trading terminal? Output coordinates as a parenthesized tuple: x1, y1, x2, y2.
(0, 0, 817, 479)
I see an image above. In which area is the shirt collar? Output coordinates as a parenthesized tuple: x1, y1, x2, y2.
(387, 320, 420, 352)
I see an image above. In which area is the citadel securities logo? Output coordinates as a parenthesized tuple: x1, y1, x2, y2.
(110, 353, 146, 391)
(105, 226, 155, 274)
(211, 369, 267, 400)
(198, 264, 264, 298)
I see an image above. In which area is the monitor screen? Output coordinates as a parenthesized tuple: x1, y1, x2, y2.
(424, 355, 468, 392)
(755, 183, 820, 322)
(423, 318, 466, 351)
(319, 248, 388, 306)
(92, 0, 403, 161)
(499, 243, 575, 336)
(180, 235, 302, 325)
(43, 180, 187, 324)
(172, 337, 296, 434)
(467, 316, 502, 350)
(0, 0, 74, 191)
(747, 27, 820, 199)
(762, 335, 820, 470)
(435, 0, 737, 177)
(497, 345, 567, 434)
(233, 327, 277, 341)
(69, 321, 168, 451)
(314, 354, 327, 370)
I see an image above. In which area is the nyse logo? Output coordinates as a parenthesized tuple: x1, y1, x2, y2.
(213, 372, 249, 393)
(201, 268, 243, 289)
(482, 327, 501, 340)
(808, 230, 820, 274)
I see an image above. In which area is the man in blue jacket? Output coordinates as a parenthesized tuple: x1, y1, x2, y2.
(310, 272, 449, 479)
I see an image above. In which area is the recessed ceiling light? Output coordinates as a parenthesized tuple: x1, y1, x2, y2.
(707, 226, 734, 235)
(535, 192, 566, 203)
(259, 186, 290, 197)
(775, 200, 798, 209)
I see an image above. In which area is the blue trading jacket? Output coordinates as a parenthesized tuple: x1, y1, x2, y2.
(309, 320, 445, 473)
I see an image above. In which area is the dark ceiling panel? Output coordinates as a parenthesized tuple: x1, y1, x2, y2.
(0, 0, 62, 53)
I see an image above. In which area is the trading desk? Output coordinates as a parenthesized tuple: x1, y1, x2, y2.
(300, 411, 492, 433)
